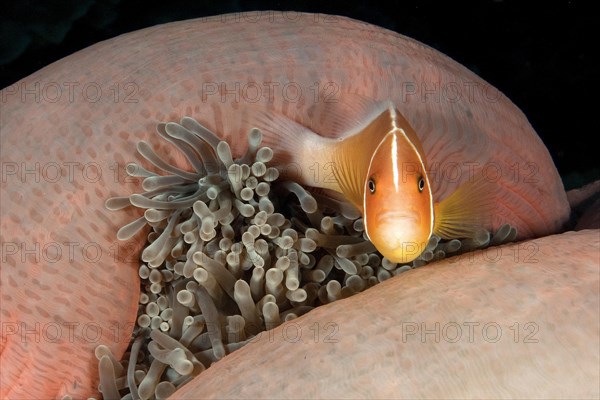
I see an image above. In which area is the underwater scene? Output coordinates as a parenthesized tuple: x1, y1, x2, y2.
(1, 1, 598, 399)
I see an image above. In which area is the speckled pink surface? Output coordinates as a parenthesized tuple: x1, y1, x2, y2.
(173, 229, 600, 399)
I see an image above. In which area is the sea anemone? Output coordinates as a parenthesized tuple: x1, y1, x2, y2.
(101, 117, 517, 399)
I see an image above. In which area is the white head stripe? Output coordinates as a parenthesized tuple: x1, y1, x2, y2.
(393, 113, 434, 240)
(391, 133, 400, 192)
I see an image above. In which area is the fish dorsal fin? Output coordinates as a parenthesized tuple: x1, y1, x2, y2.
(433, 174, 496, 239)
(393, 110, 427, 157)
(303, 92, 391, 139)
(332, 106, 399, 211)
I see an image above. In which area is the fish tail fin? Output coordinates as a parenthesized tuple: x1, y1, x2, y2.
(242, 107, 314, 162)
(241, 106, 336, 189)
(433, 174, 496, 239)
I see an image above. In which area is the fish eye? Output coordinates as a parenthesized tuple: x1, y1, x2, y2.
(418, 176, 425, 192)
(368, 177, 376, 194)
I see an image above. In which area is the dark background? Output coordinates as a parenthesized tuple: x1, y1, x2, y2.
(1, 0, 596, 189)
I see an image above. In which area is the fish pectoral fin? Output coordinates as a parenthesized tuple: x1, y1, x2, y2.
(433, 175, 496, 239)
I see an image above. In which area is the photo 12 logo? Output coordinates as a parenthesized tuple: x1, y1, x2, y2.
(1, 81, 139, 104)
(200, 81, 340, 104)
(1, 241, 146, 265)
(216, 10, 340, 24)
(1, 321, 135, 345)
(400, 321, 539, 344)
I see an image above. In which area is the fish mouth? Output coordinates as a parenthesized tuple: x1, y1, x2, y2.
(376, 211, 419, 225)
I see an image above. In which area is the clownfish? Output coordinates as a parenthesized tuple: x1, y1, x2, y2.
(246, 101, 493, 263)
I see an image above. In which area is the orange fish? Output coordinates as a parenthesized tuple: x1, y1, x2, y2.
(248, 101, 493, 263)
